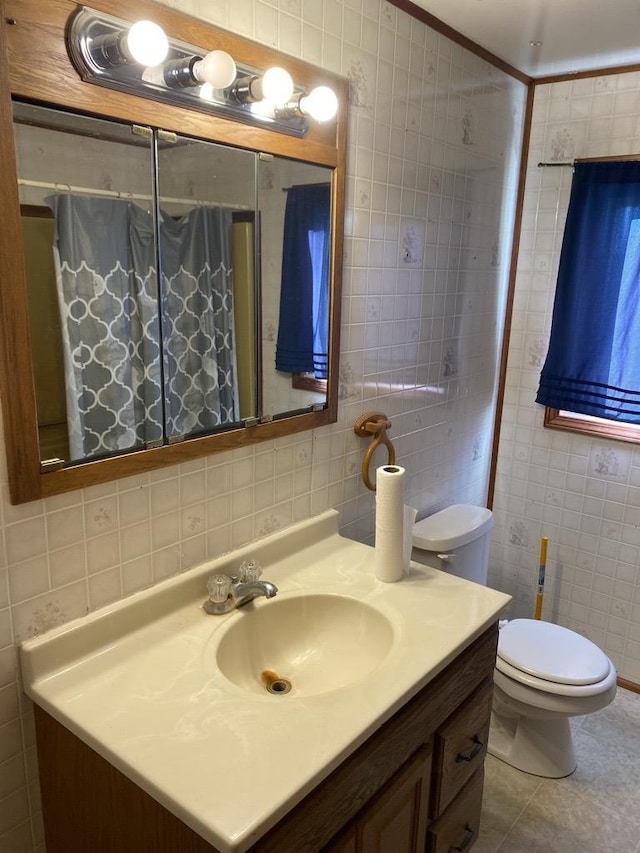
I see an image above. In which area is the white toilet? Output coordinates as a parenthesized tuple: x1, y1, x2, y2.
(411, 504, 617, 778)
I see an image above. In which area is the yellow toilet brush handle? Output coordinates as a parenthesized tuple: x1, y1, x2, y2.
(534, 536, 548, 620)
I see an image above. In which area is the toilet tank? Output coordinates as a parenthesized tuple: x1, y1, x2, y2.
(411, 504, 493, 585)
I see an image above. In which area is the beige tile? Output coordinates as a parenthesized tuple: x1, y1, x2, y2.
(180, 534, 206, 569)
(480, 689, 640, 852)
(476, 754, 543, 852)
(5, 518, 47, 566)
(0, 788, 29, 832)
(121, 555, 153, 597)
(579, 687, 640, 755)
(120, 520, 151, 562)
(152, 547, 181, 583)
(151, 511, 180, 551)
(181, 508, 206, 548)
(88, 567, 121, 611)
(86, 531, 120, 575)
(0, 683, 20, 727)
(0, 611, 10, 650)
(0, 647, 17, 692)
(49, 542, 86, 588)
(83, 495, 118, 537)
(180, 470, 206, 507)
(0, 754, 26, 800)
(555, 726, 640, 825)
(498, 782, 640, 853)
(0, 818, 33, 853)
(150, 477, 180, 515)
(118, 485, 151, 525)
(11, 581, 88, 645)
(7, 557, 49, 606)
(45, 505, 84, 551)
(0, 719, 23, 765)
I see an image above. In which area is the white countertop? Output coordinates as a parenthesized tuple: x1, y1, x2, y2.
(20, 509, 511, 852)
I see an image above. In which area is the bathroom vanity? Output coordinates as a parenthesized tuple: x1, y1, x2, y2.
(21, 510, 510, 852)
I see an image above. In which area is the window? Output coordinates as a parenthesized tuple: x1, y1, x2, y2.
(275, 183, 331, 384)
(536, 160, 640, 443)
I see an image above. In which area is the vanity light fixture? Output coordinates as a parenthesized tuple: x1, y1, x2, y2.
(67, 6, 338, 137)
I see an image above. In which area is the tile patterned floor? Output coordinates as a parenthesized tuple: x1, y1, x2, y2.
(476, 687, 640, 853)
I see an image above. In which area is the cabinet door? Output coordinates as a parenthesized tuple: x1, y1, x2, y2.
(325, 825, 357, 853)
(358, 744, 432, 853)
(426, 768, 483, 853)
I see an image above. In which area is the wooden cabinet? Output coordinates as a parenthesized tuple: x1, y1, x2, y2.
(322, 671, 492, 853)
(34, 624, 498, 853)
(325, 744, 432, 853)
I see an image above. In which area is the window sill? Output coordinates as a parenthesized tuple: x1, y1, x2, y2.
(292, 373, 327, 393)
(543, 407, 640, 444)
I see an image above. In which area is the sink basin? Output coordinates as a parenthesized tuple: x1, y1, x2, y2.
(213, 593, 395, 697)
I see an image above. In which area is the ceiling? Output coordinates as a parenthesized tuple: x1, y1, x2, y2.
(409, 0, 640, 79)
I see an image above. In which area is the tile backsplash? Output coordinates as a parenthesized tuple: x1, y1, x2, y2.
(0, 1, 525, 849)
(492, 70, 640, 685)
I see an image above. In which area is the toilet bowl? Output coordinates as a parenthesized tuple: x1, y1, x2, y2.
(412, 504, 617, 778)
(491, 618, 617, 777)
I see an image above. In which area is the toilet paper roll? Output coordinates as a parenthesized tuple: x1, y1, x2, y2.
(374, 465, 406, 582)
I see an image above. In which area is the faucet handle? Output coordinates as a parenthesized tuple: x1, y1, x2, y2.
(239, 558, 262, 583)
(207, 574, 231, 603)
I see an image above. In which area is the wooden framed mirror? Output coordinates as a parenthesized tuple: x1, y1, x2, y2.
(0, 0, 347, 504)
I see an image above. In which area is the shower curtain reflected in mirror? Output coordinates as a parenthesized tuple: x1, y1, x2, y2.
(47, 193, 238, 461)
(160, 206, 239, 440)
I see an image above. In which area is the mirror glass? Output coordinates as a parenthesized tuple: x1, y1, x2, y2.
(258, 155, 331, 418)
(155, 131, 257, 439)
(13, 100, 332, 469)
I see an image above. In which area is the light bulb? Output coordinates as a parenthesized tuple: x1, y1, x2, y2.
(193, 50, 237, 89)
(261, 67, 294, 105)
(124, 20, 169, 67)
(300, 86, 338, 122)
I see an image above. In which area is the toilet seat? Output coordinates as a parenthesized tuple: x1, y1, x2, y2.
(496, 619, 616, 697)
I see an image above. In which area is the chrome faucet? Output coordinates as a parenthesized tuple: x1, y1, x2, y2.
(203, 559, 278, 615)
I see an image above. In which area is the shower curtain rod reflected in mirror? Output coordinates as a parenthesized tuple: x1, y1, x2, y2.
(17, 178, 251, 210)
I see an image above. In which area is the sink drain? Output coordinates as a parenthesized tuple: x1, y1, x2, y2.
(266, 678, 292, 695)
(261, 670, 292, 695)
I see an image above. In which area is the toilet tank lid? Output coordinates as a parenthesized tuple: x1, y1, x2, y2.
(412, 504, 493, 551)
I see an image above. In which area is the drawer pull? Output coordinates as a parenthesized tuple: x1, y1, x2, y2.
(455, 735, 483, 763)
(448, 824, 475, 852)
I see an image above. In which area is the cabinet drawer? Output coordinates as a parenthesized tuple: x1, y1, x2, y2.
(426, 767, 483, 853)
(431, 679, 492, 817)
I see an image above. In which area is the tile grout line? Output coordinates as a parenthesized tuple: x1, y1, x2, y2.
(494, 775, 546, 851)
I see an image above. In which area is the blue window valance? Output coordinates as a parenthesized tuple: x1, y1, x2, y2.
(536, 161, 640, 423)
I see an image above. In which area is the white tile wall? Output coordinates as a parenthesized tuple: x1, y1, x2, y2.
(0, 1, 525, 849)
(492, 70, 640, 686)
